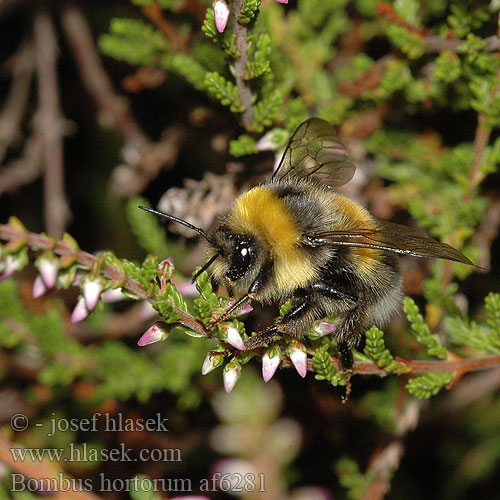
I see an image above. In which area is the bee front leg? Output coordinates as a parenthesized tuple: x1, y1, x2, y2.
(244, 293, 314, 350)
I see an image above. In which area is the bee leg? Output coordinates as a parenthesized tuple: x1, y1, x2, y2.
(245, 294, 313, 350)
(335, 305, 365, 372)
(210, 263, 272, 327)
(244, 325, 279, 350)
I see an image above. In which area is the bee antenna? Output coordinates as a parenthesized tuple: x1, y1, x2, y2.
(138, 205, 216, 246)
(191, 253, 220, 283)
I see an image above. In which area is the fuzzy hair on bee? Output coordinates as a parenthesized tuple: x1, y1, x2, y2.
(140, 118, 475, 374)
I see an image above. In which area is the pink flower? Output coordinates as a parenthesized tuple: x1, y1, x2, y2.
(201, 352, 224, 375)
(71, 297, 90, 323)
(101, 288, 126, 303)
(38, 256, 59, 289)
(32, 275, 47, 298)
(83, 277, 103, 311)
(314, 320, 336, 337)
(262, 346, 282, 382)
(223, 359, 241, 393)
(214, 0, 230, 33)
(288, 341, 307, 378)
(137, 321, 169, 346)
(274, 0, 288, 3)
(1, 254, 21, 281)
(219, 322, 245, 350)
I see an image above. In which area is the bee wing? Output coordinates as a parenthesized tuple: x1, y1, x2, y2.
(272, 118, 356, 188)
(305, 220, 475, 266)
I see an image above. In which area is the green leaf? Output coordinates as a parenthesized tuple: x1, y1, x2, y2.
(363, 326, 398, 372)
(204, 72, 244, 112)
(406, 372, 453, 399)
(403, 297, 448, 359)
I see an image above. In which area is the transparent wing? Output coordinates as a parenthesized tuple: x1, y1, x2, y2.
(304, 220, 475, 266)
(272, 118, 356, 188)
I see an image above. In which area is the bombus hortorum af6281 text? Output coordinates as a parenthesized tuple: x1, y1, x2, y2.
(140, 118, 475, 375)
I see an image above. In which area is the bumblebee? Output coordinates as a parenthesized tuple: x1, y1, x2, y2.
(141, 118, 475, 372)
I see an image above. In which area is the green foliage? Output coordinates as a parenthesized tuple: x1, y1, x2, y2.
(250, 89, 284, 132)
(239, 0, 261, 25)
(363, 326, 398, 372)
(448, 2, 490, 37)
(193, 269, 221, 324)
(406, 372, 453, 399)
(229, 133, 258, 156)
(122, 254, 159, 291)
(153, 282, 188, 322)
(485, 292, 500, 335)
(403, 297, 448, 359)
(434, 51, 462, 83)
(125, 197, 181, 261)
(0, 280, 204, 406)
(445, 293, 500, 354)
(312, 343, 345, 386)
(99, 18, 169, 66)
(162, 52, 208, 91)
(335, 456, 373, 500)
(386, 24, 426, 59)
(204, 72, 244, 112)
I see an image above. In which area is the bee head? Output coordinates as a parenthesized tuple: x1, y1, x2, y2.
(208, 226, 266, 292)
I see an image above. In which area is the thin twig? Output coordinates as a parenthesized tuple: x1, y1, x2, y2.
(34, 10, 70, 238)
(439, 67, 500, 288)
(2, 224, 500, 377)
(233, 0, 253, 129)
(0, 223, 210, 337)
(0, 42, 34, 162)
(61, 3, 148, 149)
(360, 399, 421, 500)
(376, 2, 432, 36)
(0, 135, 44, 194)
(61, 3, 186, 197)
(424, 35, 500, 54)
(141, 2, 188, 52)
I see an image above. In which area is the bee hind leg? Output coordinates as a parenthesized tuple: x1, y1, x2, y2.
(335, 304, 366, 372)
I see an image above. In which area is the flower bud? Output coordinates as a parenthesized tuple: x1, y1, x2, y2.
(214, 0, 230, 33)
(37, 256, 59, 289)
(83, 277, 103, 311)
(157, 257, 175, 280)
(219, 322, 245, 350)
(71, 297, 90, 323)
(274, 0, 289, 3)
(314, 320, 336, 337)
(288, 341, 307, 378)
(0, 253, 25, 282)
(137, 321, 169, 346)
(262, 345, 282, 382)
(223, 359, 241, 393)
(32, 275, 47, 298)
(201, 352, 224, 375)
(101, 288, 126, 303)
(256, 129, 284, 151)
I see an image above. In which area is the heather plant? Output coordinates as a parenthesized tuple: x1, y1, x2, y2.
(1, 1, 500, 499)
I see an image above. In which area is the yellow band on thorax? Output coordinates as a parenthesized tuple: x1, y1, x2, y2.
(229, 186, 318, 291)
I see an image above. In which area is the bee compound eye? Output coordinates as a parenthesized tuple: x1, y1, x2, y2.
(227, 240, 254, 281)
